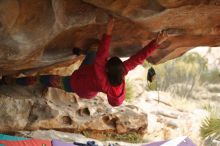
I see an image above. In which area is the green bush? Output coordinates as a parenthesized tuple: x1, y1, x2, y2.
(200, 68, 220, 84)
(125, 79, 134, 102)
(112, 132, 142, 143)
(200, 106, 220, 140)
(144, 52, 220, 98)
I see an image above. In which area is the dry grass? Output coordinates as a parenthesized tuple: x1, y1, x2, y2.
(82, 130, 142, 143)
(170, 96, 198, 111)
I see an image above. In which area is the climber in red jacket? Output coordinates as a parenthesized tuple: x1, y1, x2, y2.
(0, 17, 168, 106)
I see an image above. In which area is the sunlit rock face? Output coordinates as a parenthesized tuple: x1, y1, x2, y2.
(0, 0, 220, 74)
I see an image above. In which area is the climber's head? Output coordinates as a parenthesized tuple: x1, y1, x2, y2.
(106, 57, 125, 86)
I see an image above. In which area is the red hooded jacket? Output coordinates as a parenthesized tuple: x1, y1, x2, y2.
(70, 34, 159, 106)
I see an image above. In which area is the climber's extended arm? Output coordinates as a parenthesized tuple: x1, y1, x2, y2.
(123, 30, 168, 74)
(94, 17, 115, 66)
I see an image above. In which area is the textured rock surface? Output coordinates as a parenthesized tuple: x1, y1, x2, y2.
(0, 0, 220, 74)
(0, 80, 147, 137)
(0, 82, 204, 144)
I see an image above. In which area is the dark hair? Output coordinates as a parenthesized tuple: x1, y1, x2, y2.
(106, 57, 125, 86)
(147, 67, 156, 82)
